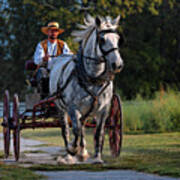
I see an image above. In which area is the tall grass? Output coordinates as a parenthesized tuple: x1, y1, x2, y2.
(0, 90, 179, 134)
(123, 90, 180, 133)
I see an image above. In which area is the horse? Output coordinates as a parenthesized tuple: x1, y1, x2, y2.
(49, 14, 124, 163)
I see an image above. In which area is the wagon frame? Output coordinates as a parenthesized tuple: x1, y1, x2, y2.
(2, 86, 123, 161)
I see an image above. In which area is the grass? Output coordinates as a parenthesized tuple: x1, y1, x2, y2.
(0, 164, 44, 180)
(0, 151, 44, 180)
(0, 123, 44, 180)
(0, 90, 180, 178)
(21, 128, 180, 177)
(21, 128, 64, 146)
(1, 90, 180, 134)
(123, 90, 180, 133)
(0, 122, 180, 178)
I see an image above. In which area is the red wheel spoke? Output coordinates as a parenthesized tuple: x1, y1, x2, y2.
(108, 94, 123, 157)
(13, 94, 20, 161)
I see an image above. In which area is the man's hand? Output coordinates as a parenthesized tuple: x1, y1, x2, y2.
(43, 54, 50, 62)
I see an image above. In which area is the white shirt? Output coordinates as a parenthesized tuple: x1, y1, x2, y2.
(34, 40, 72, 69)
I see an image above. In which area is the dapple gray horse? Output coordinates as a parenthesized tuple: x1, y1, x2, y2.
(50, 15, 124, 163)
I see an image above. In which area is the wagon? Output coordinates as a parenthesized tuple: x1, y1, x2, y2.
(1, 60, 123, 161)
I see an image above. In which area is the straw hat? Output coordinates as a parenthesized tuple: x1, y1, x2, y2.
(41, 22, 64, 35)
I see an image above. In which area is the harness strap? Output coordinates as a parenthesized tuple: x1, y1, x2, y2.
(54, 59, 76, 108)
(80, 81, 110, 122)
(98, 29, 117, 34)
(100, 47, 119, 56)
(83, 55, 105, 63)
(77, 47, 108, 85)
(76, 63, 110, 121)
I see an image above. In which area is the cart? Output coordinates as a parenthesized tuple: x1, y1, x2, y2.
(1, 61, 123, 161)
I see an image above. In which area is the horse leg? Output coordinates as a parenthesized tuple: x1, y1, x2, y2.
(61, 112, 70, 150)
(93, 109, 108, 163)
(78, 124, 89, 161)
(67, 107, 82, 155)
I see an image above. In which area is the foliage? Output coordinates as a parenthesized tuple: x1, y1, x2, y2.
(0, 89, 179, 134)
(123, 90, 180, 133)
(0, 0, 180, 99)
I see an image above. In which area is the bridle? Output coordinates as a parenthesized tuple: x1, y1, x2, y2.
(83, 29, 123, 64)
(76, 27, 123, 84)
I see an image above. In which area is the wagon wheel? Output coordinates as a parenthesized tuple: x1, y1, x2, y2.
(108, 94, 123, 157)
(12, 94, 20, 161)
(3, 90, 11, 158)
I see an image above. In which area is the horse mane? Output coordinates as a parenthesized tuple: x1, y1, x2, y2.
(72, 15, 118, 47)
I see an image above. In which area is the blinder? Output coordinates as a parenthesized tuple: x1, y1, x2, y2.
(98, 29, 124, 49)
(97, 29, 124, 62)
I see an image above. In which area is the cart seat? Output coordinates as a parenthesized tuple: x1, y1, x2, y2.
(25, 60, 37, 71)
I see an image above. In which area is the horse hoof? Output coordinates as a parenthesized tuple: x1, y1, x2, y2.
(77, 149, 89, 162)
(65, 154, 78, 164)
(92, 157, 104, 164)
(57, 156, 67, 165)
(67, 145, 79, 155)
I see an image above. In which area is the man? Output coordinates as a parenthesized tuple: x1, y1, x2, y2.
(34, 22, 72, 97)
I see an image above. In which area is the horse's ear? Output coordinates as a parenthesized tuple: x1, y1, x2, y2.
(112, 15, 121, 26)
(86, 14, 94, 23)
(95, 16, 101, 27)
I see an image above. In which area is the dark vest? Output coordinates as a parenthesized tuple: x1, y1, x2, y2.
(40, 39, 64, 56)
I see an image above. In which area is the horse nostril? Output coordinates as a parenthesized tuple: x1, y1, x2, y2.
(118, 62, 124, 69)
(112, 63, 124, 71)
(118, 64, 123, 70)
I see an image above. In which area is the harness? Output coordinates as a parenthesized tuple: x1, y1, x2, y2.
(83, 29, 120, 64)
(74, 29, 120, 120)
(77, 29, 120, 84)
(55, 29, 121, 121)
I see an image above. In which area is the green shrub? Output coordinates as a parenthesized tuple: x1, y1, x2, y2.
(123, 90, 180, 133)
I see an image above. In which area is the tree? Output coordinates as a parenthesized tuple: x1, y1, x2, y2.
(0, 0, 179, 99)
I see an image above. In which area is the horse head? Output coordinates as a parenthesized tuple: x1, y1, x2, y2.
(72, 15, 124, 81)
